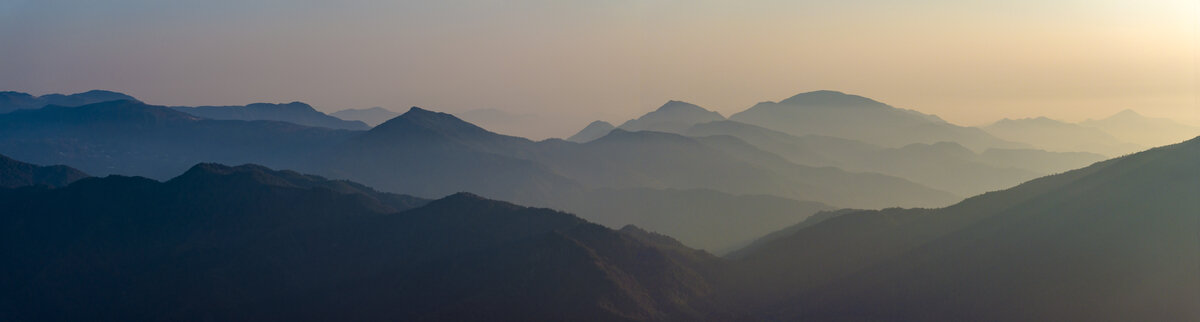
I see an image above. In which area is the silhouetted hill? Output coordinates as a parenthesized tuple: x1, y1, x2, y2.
(0, 164, 734, 321)
(0, 154, 89, 188)
(355, 107, 533, 151)
(1081, 109, 1200, 148)
(0, 90, 139, 113)
(984, 116, 1144, 156)
(566, 120, 616, 143)
(731, 136, 1200, 320)
(617, 100, 725, 133)
(330, 106, 399, 126)
(723, 208, 863, 260)
(324, 107, 575, 202)
(172, 102, 370, 130)
(730, 90, 1025, 150)
(0, 100, 356, 179)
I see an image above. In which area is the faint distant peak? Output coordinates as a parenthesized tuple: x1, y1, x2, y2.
(618, 100, 725, 132)
(657, 100, 708, 112)
(585, 120, 614, 128)
(1107, 109, 1145, 120)
(361, 106, 394, 112)
(650, 100, 723, 117)
(990, 116, 1070, 127)
(566, 120, 616, 143)
(778, 90, 888, 108)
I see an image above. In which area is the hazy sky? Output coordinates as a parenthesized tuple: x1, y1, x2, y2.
(2, 0, 1197, 138)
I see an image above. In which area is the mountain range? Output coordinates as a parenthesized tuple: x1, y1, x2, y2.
(171, 102, 370, 130)
(1, 100, 945, 251)
(729, 90, 1027, 151)
(570, 96, 1106, 197)
(0, 89, 1189, 257)
(0, 90, 138, 113)
(3, 133, 1198, 320)
(1081, 109, 1200, 148)
(983, 116, 1145, 156)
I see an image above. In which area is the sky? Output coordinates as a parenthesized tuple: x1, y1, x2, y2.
(1, 0, 1197, 139)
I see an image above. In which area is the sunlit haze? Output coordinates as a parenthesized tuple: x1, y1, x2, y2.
(2, 0, 1197, 139)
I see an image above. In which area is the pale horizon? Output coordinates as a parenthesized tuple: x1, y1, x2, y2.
(2, 0, 1198, 138)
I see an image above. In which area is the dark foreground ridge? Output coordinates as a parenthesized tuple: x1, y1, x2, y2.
(0, 162, 734, 321)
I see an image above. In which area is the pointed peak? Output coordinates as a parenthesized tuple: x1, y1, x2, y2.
(405, 106, 435, 114)
(566, 120, 617, 143)
(374, 106, 466, 125)
(357, 105, 526, 145)
(657, 100, 704, 111)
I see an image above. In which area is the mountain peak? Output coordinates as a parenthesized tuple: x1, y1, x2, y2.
(373, 107, 473, 129)
(566, 120, 616, 143)
(778, 90, 889, 108)
(657, 100, 706, 112)
(618, 100, 725, 132)
(358, 106, 528, 147)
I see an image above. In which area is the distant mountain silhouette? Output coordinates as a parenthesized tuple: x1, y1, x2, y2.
(0, 90, 138, 113)
(1081, 109, 1200, 148)
(984, 116, 1144, 156)
(617, 100, 725, 133)
(566, 120, 616, 143)
(0, 154, 89, 188)
(0, 163, 735, 320)
(0, 100, 356, 179)
(730, 136, 1200, 320)
(172, 102, 370, 130)
(330, 106, 399, 126)
(682, 120, 1104, 196)
(730, 90, 1026, 150)
(537, 129, 959, 209)
(0, 101, 961, 251)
